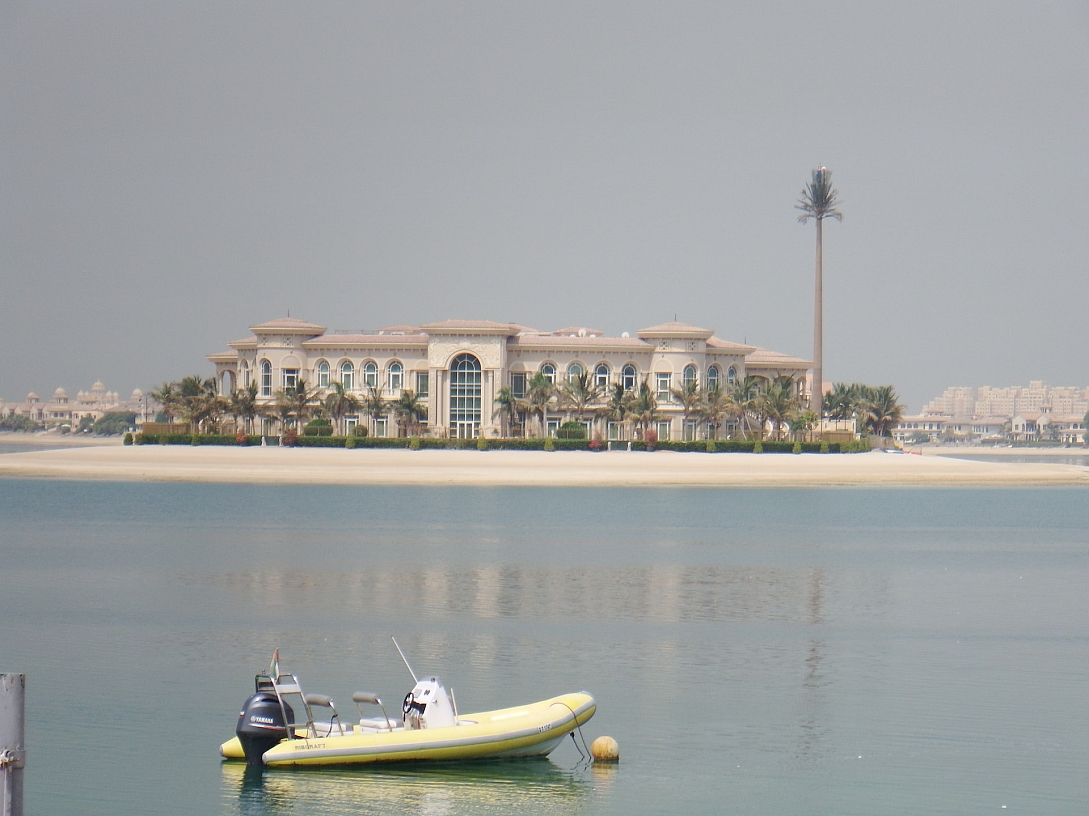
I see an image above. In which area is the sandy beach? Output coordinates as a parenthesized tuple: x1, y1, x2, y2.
(1, 445, 1087, 486)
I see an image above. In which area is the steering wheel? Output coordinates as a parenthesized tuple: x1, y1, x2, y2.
(402, 692, 415, 715)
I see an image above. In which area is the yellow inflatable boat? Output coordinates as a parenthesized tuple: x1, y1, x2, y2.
(221, 653, 596, 768)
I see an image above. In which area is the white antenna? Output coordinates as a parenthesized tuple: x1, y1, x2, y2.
(391, 637, 418, 683)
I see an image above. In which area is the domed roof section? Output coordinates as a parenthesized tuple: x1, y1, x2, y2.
(131, 388, 143, 398)
(551, 326, 604, 337)
(26, 392, 39, 402)
(53, 387, 68, 398)
(636, 321, 714, 340)
(249, 316, 327, 334)
(419, 319, 523, 336)
(91, 380, 106, 393)
(376, 324, 420, 334)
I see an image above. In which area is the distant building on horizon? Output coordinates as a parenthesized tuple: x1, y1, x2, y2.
(895, 381, 1089, 445)
(207, 316, 812, 441)
(0, 381, 151, 428)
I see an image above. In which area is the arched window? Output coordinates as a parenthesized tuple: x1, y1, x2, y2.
(340, 361, 354, 390)
(240, 361, 250, 388)
(622, 364, 637, 391)
(316, 361, 330, 388)
(388, 361, 403, 391)
(540, 363, 556, 383)
(707, 365, 720, 392)
(567, 362, 583, 381)
(221, 371, 234, 394)
(449, 353, 482, 438)
(594, 363, 609, 389)
(260, 361, 272, 397)
(682, 365, 697, 390)
(363, 361, 378, 389)
(727, 365, 738, 386)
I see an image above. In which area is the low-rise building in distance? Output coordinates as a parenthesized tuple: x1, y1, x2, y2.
(895, 382, 1089, 445)
(0, 381, 152, 429)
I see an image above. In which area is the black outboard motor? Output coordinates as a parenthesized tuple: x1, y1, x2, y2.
(236, 678, 295, 765)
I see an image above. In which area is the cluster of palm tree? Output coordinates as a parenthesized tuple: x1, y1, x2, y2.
(823, 383, 904, 437)
(492, 372, 816, 441)
(150, 376, 427, 437)
(150, 376, 228, 434)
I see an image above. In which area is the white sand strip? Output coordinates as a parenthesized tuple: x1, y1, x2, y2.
(1, 446, 1087, 487)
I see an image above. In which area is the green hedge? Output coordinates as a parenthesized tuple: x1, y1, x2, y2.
(650, 439, 842, 453)
(137, 433, 262, 446)
(296, 435, 349, 447)
(130, 432, 857, 453)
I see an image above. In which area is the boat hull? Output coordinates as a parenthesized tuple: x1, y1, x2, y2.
(221, 692, 595, 767)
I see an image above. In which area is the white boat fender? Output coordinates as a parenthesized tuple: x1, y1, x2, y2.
(591, 735, 620, 762)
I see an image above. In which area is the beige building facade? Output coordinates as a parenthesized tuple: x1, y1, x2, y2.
(1, 381, 148, 428)
(896, 381, 1089, 445)
(208, 317, 811, 440)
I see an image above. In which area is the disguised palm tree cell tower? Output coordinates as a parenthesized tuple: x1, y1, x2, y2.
(796, 167, 842, 420)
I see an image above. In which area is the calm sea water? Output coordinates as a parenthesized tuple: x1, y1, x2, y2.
(941, 452, 1089, 468)
(1, 479, 1087, 815)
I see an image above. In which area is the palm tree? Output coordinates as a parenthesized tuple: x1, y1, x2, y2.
(324, 381, 361, 436)
(864, 385, 904, 438)
(524, 372, 555, 437)
(176, 375, 221, 434)
(763, 376, 800, 441)
(700, 385, 732, 440)
(229, 381, 260, 434)
(728, 375, 763, 438)
(796, 166, 842, 421)
(670, 380, 702, 440)
(149, 381, 179, 426)
(598, 382, 631, 441)
(558, 372, 601, 431)
(394, 389, 426, 437)
(493, 386, 519, 438)
(271, 392, 295, 437)
(628, 378, 658, 441)
(362, 384, 387, 437)
(823, 382, 858, 421)
(288, 379, 321, 428)
(788, 410, 818, 442)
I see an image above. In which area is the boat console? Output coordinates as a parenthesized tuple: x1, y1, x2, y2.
(402, 676, 457, 730)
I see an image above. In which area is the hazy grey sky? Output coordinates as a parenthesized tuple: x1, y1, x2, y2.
(3, 1, 1087, 411)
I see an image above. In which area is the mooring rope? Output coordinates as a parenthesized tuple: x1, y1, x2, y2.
(551, 701, 592, 759)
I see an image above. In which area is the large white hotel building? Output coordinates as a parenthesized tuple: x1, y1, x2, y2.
(208, 317, 810, 440)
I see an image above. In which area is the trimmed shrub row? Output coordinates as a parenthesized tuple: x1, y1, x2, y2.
(132, 433, 856, 453)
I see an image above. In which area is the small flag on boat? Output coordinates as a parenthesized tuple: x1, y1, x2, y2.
(269, 648, 280, 679)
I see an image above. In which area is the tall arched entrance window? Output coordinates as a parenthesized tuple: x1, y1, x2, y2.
(449, 353, 481, 438)
(260, 361, 273, 397)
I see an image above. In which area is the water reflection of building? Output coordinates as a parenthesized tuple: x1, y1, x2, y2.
(222, 564, 840, 626)
(207, 317, 810, 440)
